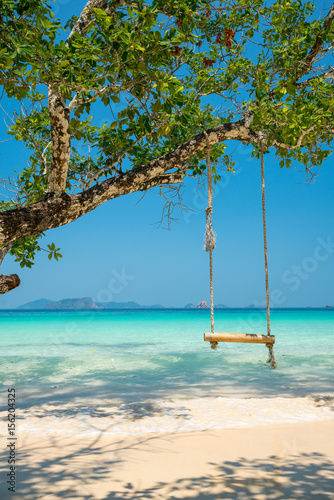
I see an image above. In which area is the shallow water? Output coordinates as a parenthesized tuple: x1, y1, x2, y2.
(1, 309, 333, 434)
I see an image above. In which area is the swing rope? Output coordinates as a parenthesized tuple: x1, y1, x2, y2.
(259, 135, 276, 369)
(204, 131, 218, 350)
(203, 129, 276, 368)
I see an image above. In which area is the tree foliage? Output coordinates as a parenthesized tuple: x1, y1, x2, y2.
(0, 0, 333, 284)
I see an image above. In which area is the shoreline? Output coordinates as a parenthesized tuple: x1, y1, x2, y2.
(1, 419, 334, 499)
(14, 394, 334, 437)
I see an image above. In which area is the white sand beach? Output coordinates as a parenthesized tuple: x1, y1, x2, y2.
(1, 418, 334, 499)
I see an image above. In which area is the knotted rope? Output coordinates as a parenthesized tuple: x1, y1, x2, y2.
(204, 131, 218, 349)
(260, 135, 276, 369)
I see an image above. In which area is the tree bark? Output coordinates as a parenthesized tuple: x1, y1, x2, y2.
(47, 89, 71, 194)
(0, 274, 20, 294)
(0, 244, 11, 266)
(66, 0, 125, 43)
(296, 3, 334, 79)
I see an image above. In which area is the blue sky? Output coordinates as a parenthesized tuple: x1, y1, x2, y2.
(0, 0, 333, 308)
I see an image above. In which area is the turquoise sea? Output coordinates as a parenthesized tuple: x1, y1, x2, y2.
(1, 309, 334, 435)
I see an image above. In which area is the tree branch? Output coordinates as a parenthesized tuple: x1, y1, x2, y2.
(0, 244, 19, 293)
(295, 68, 334, 89)
(0, 118, 257, 245)
(271, 124, 317, 149)
(67, 84, 122, 111)
(138, 171, 188, 190)
(66, 0, 109, 43)
(0, 244, 11, 266)
(66, 0, 134, 43)
(296, 2, 334, 80)
(86, 133, 148, 188)
(0, 274, 20, 294)
(47, 89, 71, 194)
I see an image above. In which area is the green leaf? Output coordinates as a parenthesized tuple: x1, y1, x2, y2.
(110, 95, 121, 103)
(151, 99, 161, 112)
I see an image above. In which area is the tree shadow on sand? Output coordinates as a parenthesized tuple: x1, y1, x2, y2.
(1, 435, 333, 500)
(105, 452, 334, 499)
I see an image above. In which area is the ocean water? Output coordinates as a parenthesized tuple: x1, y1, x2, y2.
(0, 308, 333, 435)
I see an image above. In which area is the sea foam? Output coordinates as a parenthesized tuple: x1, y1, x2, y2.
(16, 396, 334, 436)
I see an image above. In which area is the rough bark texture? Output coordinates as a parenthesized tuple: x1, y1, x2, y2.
(0, 274, 20, 294)
(67, 0, 109, 42)
(47, 90, 71, 194)
(0, 119, 256, 246)
(66, 0, 126, 43)
(0, 244, 11, 266)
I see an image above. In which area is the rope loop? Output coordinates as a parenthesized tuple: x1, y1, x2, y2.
(266, 344, 277, 369)
(204, 212, 216, 252)
(203, 129, 215, 335)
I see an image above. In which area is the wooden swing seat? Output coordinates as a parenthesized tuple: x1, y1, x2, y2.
(204, 332, 275, 344)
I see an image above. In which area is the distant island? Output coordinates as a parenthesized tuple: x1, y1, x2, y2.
(18, 298, 53, 310)
(18, 297, 165, 310)
(17, 298, 230, 310)
(197, 301, 208, 308)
